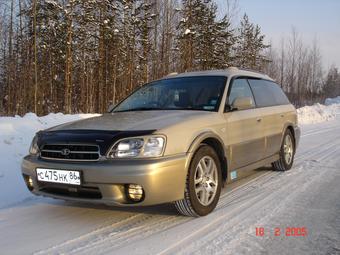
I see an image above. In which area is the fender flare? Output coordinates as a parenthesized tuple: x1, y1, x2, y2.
(281, 122, 297, 148)
(185, 131, 229, 180)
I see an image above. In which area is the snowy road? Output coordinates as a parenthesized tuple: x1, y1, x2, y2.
(0, 118, 340, 254)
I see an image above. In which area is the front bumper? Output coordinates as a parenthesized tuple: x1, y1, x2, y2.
(21, 154, 189, 206)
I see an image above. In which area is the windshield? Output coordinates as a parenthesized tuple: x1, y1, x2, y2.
(113, 76, 227, 112)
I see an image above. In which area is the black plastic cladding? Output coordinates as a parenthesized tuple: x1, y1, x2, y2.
(36, 129, 156, 156)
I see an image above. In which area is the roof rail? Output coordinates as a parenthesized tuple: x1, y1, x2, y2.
(226, 66, 239, 71)
(236, 67, 269, 76)
(166, 72, 178, 76)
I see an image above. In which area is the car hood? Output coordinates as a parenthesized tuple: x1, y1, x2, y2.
(48, 110, 213, 132)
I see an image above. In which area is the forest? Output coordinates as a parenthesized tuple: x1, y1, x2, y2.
(0, 0, 339, 116)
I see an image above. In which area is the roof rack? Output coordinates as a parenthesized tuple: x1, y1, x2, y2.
(226, 66, 239, 71)
(166, 72, 178, 76)
(235, 67, 269, 76)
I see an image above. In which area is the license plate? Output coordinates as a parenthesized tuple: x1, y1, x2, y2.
(36, 168, 81, 185)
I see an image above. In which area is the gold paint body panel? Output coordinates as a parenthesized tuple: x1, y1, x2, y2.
(21, 69, 300, 206)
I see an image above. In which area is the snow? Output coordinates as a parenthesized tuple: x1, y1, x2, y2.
(297, 99, 340, 125)
(0, 98, 339, 254)
(180, 17, 188, 23)
(184, 28, 191, 35)
(0, 113, 100, 209)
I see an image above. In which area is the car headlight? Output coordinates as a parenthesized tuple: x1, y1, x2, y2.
(29, 135, 40, 155)
(107, 136, 165, 158)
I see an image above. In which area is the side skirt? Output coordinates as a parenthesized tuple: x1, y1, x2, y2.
(226, 154, 279, 184)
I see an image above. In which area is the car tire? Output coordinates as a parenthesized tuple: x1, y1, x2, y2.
(175, 145, 222, 217)
(272, 129, 295, 171)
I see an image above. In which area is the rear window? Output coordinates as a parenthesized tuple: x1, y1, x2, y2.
(247, 79, 290, 107)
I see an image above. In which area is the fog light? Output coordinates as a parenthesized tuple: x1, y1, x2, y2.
(28, 176, 34, 187)
(127, 184, 144, 202)
(24, 175, 34, 191)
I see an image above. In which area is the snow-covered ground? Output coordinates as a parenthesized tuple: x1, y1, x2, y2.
(0, 113, 100, 208)
(0, 99, 339, 255)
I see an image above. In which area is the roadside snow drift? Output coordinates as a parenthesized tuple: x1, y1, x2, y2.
(297, 103, 339, 125)
(0, 113, 100, 208)
(297, 98, 340, 125)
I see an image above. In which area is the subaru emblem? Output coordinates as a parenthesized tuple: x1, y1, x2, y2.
(60, 148, 71, 156)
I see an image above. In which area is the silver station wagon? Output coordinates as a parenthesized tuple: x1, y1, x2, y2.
(22, 67, 300, 216)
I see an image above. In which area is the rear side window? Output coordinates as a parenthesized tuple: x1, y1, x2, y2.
(248, 79, 290, 107)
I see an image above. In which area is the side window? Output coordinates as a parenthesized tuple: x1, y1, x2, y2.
(248, 79, 290, 107)
(266, 81, 290, 105)
(228, 78, 255, 107)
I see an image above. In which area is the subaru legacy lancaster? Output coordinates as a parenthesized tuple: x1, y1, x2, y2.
(22, 67, 300, 216)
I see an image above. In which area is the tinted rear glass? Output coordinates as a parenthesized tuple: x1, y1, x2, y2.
(248, 79, 290, 107)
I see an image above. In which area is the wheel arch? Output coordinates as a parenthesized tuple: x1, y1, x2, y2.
(187, 132, 228, 182)
(282, 123, 296, 148)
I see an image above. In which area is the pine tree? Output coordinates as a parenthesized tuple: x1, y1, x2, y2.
(0, 0, 336, 116)
(176, 0, 234, 72)
(324, 67, 340, 98)
(234, 14, 269, 70)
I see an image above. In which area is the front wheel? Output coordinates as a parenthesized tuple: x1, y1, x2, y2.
(272, 129, 295, 171)
(175, 145, 222, 217)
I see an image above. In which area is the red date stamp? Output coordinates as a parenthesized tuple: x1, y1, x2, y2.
(255, 227, 307, 237)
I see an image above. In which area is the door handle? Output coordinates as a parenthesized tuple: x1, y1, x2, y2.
(256, 118, 262, 122)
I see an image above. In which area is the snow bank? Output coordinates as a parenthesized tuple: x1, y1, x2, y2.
(297, 98, 340, 125)
(0, 113, 100, 208)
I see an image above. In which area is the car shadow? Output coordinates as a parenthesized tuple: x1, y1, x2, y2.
(58, 200, 180, 216)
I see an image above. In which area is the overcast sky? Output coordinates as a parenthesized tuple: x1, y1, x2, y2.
(217, 0, 340, 69)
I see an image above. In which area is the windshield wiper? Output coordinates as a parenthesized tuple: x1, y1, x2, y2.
(114, 107, 214, 113)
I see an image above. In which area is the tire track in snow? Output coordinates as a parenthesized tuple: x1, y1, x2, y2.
(67, 214, 189, 255)
(169, 139, 340, 255)
(33, 125, 340, 255)
(35, 209, 188, 254)
(212, 145, 340, 255)
(109, 130, 340, 255)
(33, 213, 148, 255)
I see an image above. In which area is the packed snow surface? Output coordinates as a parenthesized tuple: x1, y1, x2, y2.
(0, 97, 339, 254)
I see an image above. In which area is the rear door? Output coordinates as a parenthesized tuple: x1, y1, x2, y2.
(247, 79, 290, 158)
(224, 77, 265, 170)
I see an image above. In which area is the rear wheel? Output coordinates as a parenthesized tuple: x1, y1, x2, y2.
(175, 145, 222, 216)
(272, 129, 295, 171)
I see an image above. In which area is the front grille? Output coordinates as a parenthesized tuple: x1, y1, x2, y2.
(40, 144, 100, 161)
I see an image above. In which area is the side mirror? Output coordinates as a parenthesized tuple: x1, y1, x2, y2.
(107, 103, 116, 112)
(231, 97, 254, 111)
